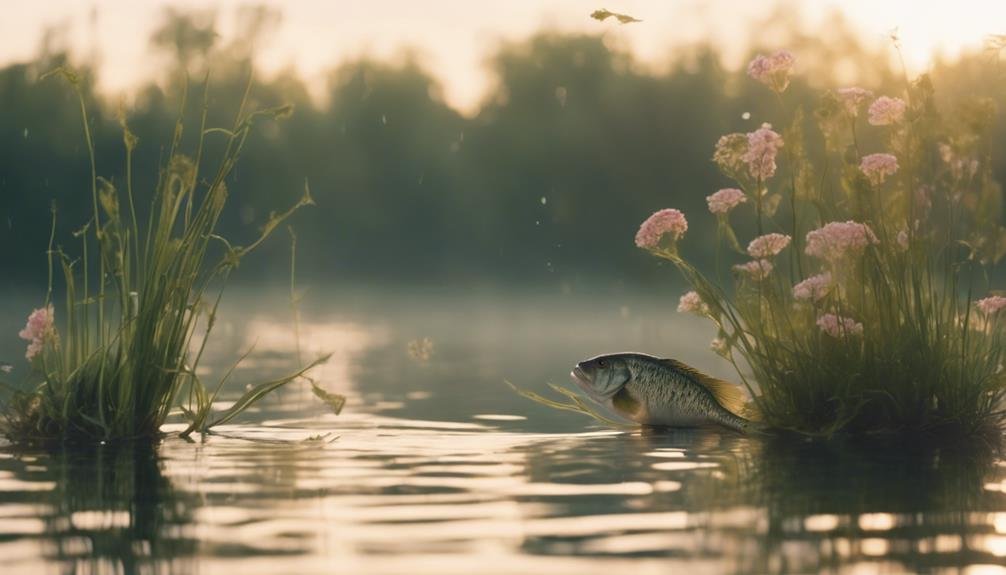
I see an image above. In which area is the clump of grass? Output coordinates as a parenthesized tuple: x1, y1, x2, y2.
(637, 49, 1005, 437)
(0, 67, 333, 443)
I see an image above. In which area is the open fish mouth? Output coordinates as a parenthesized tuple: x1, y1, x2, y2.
(570, 366, 591, 389)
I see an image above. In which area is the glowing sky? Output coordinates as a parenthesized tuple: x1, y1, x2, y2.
(2, 1, 1003, 113)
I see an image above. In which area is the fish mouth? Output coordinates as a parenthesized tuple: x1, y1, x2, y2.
(570, 366, 592, 389)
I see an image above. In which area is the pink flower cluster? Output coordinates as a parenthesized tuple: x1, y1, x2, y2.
(18, 306, 54, 361)
(860, 153, 899, 186)
(742, 123, 785, 181)
(706, 188, 747, 215)
(713, 133, 748, 175)
(747, 50, 796, 92)
(635, 209, 688, 249)
(747, 233, 791, 258)
(816, 313, 864, 338)
(733, 259, 774, 281)
(804, 221, 879, 262)
(976, 296, 1006, 316)
(677, 291, 709, 315)
(939, 143, 979, 181)
(793, 272, 832, 302)
(868, 96, 906, 126)
(836, 87, 874, 117)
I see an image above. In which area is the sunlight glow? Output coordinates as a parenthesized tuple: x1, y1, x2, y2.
(2, 1, 1004, 113)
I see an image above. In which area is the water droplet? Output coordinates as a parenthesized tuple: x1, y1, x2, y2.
(742, 112, 751, 120)
(540, 196, 547, 205)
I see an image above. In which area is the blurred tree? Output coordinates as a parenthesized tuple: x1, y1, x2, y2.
(0, 7, 1003, 291)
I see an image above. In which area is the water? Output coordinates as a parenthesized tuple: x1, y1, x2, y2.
(2, 288, 1006, 574)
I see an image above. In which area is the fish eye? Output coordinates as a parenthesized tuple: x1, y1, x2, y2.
(597, 359, 607, 368)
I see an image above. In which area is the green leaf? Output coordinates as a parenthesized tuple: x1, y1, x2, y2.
(311, 382, 346, 415)
(205, 353, 331, 429)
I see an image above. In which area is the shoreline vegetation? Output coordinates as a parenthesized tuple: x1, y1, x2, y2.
(0, 67, 337, 444)
(637, 46, 1005, 438)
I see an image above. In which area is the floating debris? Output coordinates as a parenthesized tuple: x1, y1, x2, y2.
(407, 337, 435, 362)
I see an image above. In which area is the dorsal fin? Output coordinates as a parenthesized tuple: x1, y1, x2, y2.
(660, 358, 747, 415)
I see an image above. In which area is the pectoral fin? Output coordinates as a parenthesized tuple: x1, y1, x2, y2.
(611, 386, 642, 418)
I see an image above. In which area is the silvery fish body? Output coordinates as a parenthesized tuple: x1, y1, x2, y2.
(571, 352, 756, 432)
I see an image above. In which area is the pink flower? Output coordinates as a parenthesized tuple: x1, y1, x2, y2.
(868, 96, 906, 126)
(793, 272, 832, 302)
(939, 144, 979, 180)
(976, 296, 1006, 316)
(677, 291, 709, 315)
(18, 306, 55, 361)
(939, 143, 954, 164)
(896, 229, 910, 252)
(710, 337, 729, 355)
(836, 87, 874, 117)
(817, 313, 864, 338)
(804, 221, 879, 262)
(742, 123, 784, 181)
(747, 50, 796, 92)
(713, 133, 748, 175)
(747, 233, 791, 258)
(860, 153, 899, 186)
(915, 186, 932, 216)
(635, 209, 688, 249)
(706, 188, 747, 215)
(733, 259, 774, 281)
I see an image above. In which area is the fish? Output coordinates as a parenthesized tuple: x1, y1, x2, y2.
(571, 352, 759, 433)
(589, 9, 642, 24)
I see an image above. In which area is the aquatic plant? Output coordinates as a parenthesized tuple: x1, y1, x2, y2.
(0, 68, 332, 442)
(637, 49, 1006, 437)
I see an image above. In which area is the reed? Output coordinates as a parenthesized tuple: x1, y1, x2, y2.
(1, 68, 331, 442)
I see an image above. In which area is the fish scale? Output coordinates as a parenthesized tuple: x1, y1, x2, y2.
(572, 352, 756, 432)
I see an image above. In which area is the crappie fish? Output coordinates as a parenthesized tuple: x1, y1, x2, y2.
(571, 352, 758, 432)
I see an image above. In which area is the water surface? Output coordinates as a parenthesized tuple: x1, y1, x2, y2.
(2, 289, 1005, 574)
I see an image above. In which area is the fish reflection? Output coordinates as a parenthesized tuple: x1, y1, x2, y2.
(512, 428, 1005, 573)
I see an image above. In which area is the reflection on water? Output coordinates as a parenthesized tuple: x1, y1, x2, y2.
(2, 289, 1006, 574)
(3, 420, 1006, 574)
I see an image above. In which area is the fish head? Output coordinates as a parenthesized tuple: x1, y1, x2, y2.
(571, 353, 633, 399)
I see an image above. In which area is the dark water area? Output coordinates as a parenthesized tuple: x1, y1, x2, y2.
(2, 288, 1006, 574)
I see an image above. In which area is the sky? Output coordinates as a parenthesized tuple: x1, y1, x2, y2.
(2, 1, 1004, 113)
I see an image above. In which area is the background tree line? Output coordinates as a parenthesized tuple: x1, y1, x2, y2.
(1, 7, 1003, 291)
